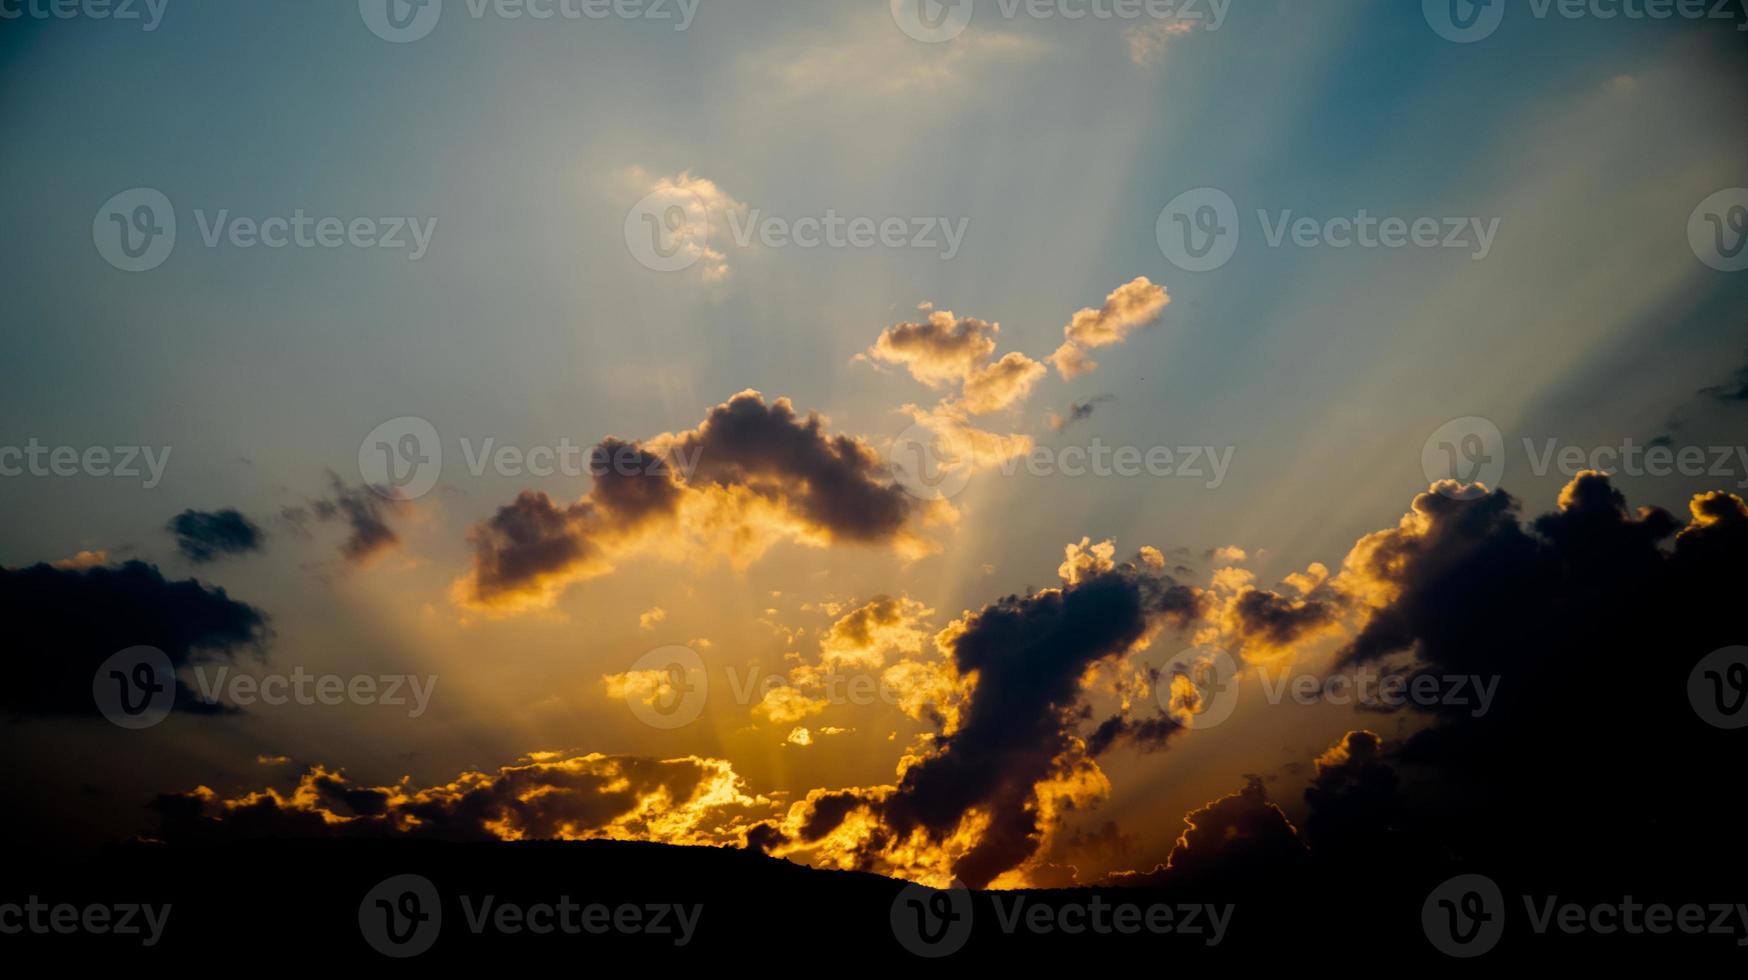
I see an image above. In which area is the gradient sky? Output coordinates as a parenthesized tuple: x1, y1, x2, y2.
(3, 0, 1746, 881)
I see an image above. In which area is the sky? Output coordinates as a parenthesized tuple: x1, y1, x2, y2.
(2, 0, 1747, 890)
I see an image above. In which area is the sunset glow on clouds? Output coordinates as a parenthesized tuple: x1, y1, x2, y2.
(4, 5, 1747, 943)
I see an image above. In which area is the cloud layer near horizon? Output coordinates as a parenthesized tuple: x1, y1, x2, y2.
(126, 473, 1748, 893)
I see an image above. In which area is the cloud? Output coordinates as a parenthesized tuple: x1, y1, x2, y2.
(733, 542, 1202, 886)
(865, 312, 1001, 387)
(896, 401, 1036, 481)
(755, 686, 829, 726)
(1651, 350, 1747, 446)
(0, 559, 268, 718)
(1091, 473, 1748, 891)
(770, 544, 1201, 888)
(749, 596, 960, 735)
(1318, 472, 1748, 881)
(864, 311, 1046, 415)
(151, 753, 770, 847)
(1126, 19, 1196, 66)
(625, 168, 745, 283)
(166, 508, 264, 563)
(52, 550, 109, 570)
(814, 595, 933, 672)
(457, 392, 938, 612)
(1698, 349, 1748, 403)
(1300, 730, 1408, 863)
(1047, 394, 1114, 431)
(1166, 777, 1309, 885)
(1085, 710, 1180, 758)
(1099, 777, 1308, 889)
(1049, 277, 1170, 379)
(639, 606, 667, 631)
(129, 470, 1748, 896)
(1228, 586, 1344, 652)
(285, 474, 406, 565)
(961, 352, 1049, 415)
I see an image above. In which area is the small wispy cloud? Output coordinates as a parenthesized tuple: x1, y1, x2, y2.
(1126, 19, 1195, 66)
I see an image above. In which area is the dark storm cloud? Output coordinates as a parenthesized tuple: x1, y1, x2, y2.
(460, 443, 686, 605)
(751, 558, 1202, 886)
(0, 559, 268, 718)
(589, 437, 686, 521)
(1086, 707, 1179, 757)
(465, 491, 606, 603)
(874, 563, 1201, 888)
(1097, 777, 1308, 890)
(1301, 730, 1403, 862)
(460, 391, 926, 607)
(1232, 587, 1342, 647)
(1327, 473, 1748, 882)
(165, 508, 264, 563)
(669, 391, 913, 542)
(1163, 777, 1309, 887)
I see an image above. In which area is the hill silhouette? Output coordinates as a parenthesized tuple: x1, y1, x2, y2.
(6, 837, 1738, 965)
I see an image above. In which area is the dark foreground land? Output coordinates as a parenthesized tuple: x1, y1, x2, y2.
(4, 837, 1743, 967)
